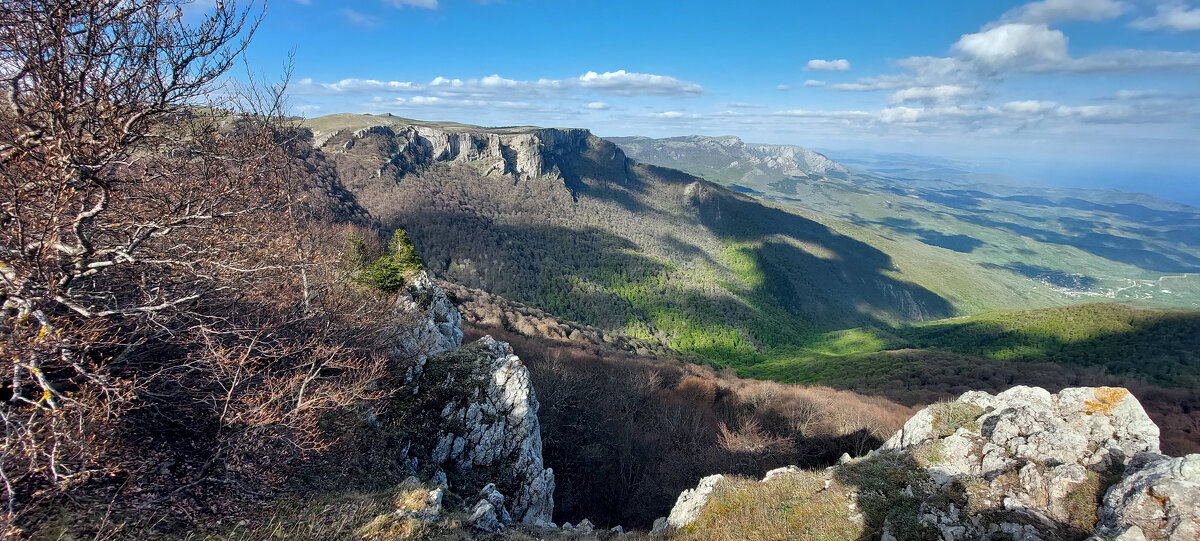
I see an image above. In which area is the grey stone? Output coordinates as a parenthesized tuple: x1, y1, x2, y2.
(665, 474, 724, 530)
(1097, 453, 1200, 541)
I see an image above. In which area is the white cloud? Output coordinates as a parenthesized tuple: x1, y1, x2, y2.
(1004, 100, 1059, 113)
(294, 70, 704, 98)
(952, 24, 1069, 70)
(387, 0, 439, 8)
(889, 85, 981, 104)
(649, 111, 697, 119)
(807, 59, 851, 71)
(1053, 104, 1133, 121)
(381, 96, 536, 109)
(803, 79, 826, 87)
(1115, 89, 1162, 100)
(1000, 0, 1125, 25)
(772, 109, 872, 119)
(577, 70, 704, 96)
(1062, 49, 1200, 71)
(586, 101, 610, 110)
(776, 84, 791, 91)
(1132, 2, 1200, 31)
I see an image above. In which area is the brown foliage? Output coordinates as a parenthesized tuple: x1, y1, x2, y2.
(460, 317, 911, 529)
(0, 1, 390, 530)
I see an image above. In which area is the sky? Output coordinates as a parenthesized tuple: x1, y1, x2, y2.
(229, 0, 1200, 205)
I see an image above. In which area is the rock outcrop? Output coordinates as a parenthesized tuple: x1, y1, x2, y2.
(659, 474, 723, 532)
(426, 336, 555, 525)
(652, 386, 1199, 540)
(394, 271, 463, 382)
(323, 122, 599, 183)
(1093, 452, 1200, 541)
(390, 272, 555, 527)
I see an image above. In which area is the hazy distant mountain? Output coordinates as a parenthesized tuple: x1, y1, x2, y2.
(607, 134, 1200, 309)
(607, 135, 849, 190)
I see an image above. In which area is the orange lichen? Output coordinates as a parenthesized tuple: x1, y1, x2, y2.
(1084, 387, 1130, 415)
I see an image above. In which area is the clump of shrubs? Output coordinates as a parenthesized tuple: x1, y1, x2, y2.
(347, 228, 425, 292)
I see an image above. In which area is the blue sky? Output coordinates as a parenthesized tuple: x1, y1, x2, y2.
(233, 0, 1200, 203)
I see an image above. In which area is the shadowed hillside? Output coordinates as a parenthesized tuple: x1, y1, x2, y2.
(307, 115, 953, 367)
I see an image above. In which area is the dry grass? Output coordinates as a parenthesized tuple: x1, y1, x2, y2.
(669, 473, 862, 541)
(930, 401, 986, 437)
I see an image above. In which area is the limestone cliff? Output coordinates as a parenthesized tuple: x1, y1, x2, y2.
(315, 119, 602, 184)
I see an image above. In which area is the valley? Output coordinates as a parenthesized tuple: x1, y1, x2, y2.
(306, 114, 1200, 454)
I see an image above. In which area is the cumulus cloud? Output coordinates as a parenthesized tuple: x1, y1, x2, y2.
(375, 96, 536, 109)
(1000, 0, 1125, 25)
(952, 24, 1070, 70)
(577, 70, 704, 96)
(294, 70, 704, 98)
(807, 59, 851, 71)
(889, 85, 981, 104)
(585, 101, 610, 110)
(803, 79, 826, 87)
(776, 84, 791, 91)
(1132, 2, 1200, 31)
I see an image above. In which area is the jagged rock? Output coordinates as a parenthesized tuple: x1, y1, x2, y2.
(561, 522, 573, 531)
(761, 465, 803, 482)
(466, 499, 503, 533)
(425, 336, 555, 525)
(876, 386, 1165, 539)
(476, 483, 512, 524)
(649, 517, 669, 536)
(610, 525, 625, 536)
(884, 386, 1159, 475)
(665, 474, 724, 530)
(394, 271, 463, 382)
(575, 518, 595, 534)
(1095, 452, 1200, 541)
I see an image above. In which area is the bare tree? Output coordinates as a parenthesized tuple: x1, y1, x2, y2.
(0, 1, 384, 527)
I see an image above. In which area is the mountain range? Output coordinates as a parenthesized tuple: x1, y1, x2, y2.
(301, 114, 1200, 454)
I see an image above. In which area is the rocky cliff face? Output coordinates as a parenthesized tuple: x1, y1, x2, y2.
(321, 122, 597, 184)
(389, 271, 555, 528)
(655, 386, 1199, 541)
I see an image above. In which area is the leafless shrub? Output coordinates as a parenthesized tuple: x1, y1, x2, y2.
(0, 0, 388, 527)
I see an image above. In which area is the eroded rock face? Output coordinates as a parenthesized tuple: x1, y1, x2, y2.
(394, 271, 463, 381)
(390, 272, 554, 527)
(329, 123, 593, 182)
(1094, 452, 1200, 541)
(425, 336, 555, 525)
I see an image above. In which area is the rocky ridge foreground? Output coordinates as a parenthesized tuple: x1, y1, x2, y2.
(656, 386, 1199, 540)
(388, 271, 556, 529)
